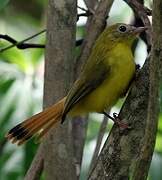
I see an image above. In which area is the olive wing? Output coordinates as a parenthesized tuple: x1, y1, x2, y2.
(61, 61, 110, 123)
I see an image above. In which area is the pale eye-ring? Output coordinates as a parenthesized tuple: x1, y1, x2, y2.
(118, 25, 127, 33)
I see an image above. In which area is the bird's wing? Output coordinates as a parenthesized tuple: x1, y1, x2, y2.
(61, 60, 111, 123)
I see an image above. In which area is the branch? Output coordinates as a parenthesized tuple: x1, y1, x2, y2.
(124, 0, 152, 16)
(132, 0, 162, 178)
(72, 0, 114, 177)
(71, 0, 114, 178)
(0, 33, 84, 52)
(0, 30, 46, 52)
(89, 1, 161, 179)
(124, 0, 152, 51)
(40, 0, 78, 179)
(83, 0, 98, 12)
(77, 6, 94, 21)
(88, 116, 108, 176)
(71, 116, 88, 178)
(75, 0, 115, 75)
(0, 5, 91, 53)
(88, 57, 151, 179)
(24, 144, 44, 180)
(130, 0, 148, 47)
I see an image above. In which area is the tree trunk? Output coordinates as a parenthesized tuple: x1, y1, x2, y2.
(88, 1, 161, 179)
(42, 0, 77, 179)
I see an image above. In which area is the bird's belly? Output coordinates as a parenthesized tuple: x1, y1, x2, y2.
(69, 62, 135, 117)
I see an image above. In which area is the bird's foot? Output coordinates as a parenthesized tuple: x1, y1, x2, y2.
(135, 64, 140, 71)
(112, 113, 131, 129)
(103, 111, 131, 129)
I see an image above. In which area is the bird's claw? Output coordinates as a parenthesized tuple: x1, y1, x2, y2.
(113, 113, 131, 129)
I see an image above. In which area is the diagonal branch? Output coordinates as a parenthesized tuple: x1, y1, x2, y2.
(75, 0, 115, 76)
(0, 11, 90, 52)
(124, 0, 152, 50)
(88, 1, 161, 179)
(0, 33, 83, 51)
(0, 30, 46, 52)
(24, 144, 44, 180)
(84, 0, 98, 12)
(0, 7, 92, 53)
(72, 0, 114, 178)
(132, 1, 162, 178)
(88, 115, 108, 176)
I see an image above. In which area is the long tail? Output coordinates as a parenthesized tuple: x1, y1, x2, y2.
(6, 98, 65, 145)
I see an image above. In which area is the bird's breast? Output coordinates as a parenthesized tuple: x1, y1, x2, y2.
(69, 43, 135, 116)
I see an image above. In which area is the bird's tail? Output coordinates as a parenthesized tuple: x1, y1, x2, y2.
(6, 98, 65, 145)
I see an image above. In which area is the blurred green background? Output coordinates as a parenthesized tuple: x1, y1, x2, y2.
(0, 0, 161, 180)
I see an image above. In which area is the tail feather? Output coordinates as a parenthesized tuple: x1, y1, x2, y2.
(36, 114, 61, 142)
(6, 98, 65, 145)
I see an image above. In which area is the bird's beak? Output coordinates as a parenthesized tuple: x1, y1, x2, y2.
(132, 26, 148, 35)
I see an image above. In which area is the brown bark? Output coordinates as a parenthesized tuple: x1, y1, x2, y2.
(88, 1, 161, 180)
(84, 0, 98, 10)
(42, 0, 77, 179)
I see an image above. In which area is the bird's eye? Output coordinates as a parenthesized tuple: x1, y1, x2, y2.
(118, 25, 127, 33)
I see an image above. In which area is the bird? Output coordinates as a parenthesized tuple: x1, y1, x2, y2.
(6, 23, 146, 145)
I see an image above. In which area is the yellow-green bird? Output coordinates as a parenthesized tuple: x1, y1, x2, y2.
(6, 23, 146, 145)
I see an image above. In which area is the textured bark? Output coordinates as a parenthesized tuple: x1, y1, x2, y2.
(88, 1, 161, 180)
(84, 0, 98, 10)
(42, 0, 77, 179)
(132, 0, 162, 178)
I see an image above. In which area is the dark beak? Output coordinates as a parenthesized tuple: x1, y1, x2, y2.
(132, 27, 148, 35)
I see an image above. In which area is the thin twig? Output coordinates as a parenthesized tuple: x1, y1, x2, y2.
(0, 33, 83, 51)
(84, 0, 98, 11)
(0, 7, 90, 53)
(124, 0, 152, 50)
(88, 115, 108, 176)
(75, 39, 84, 46)
(77, 12, 93, 21)
(0, 29, 46, 52)
(77, 5, 94, 21)
(77, 5, 88, 12)
(24, 144, 44, 180)
(124, 0, 152, 16)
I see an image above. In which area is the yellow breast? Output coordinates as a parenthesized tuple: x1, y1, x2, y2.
(69, 43, 135, 116)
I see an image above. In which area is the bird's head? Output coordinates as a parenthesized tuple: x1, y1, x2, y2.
(103, 23, 147, 46)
